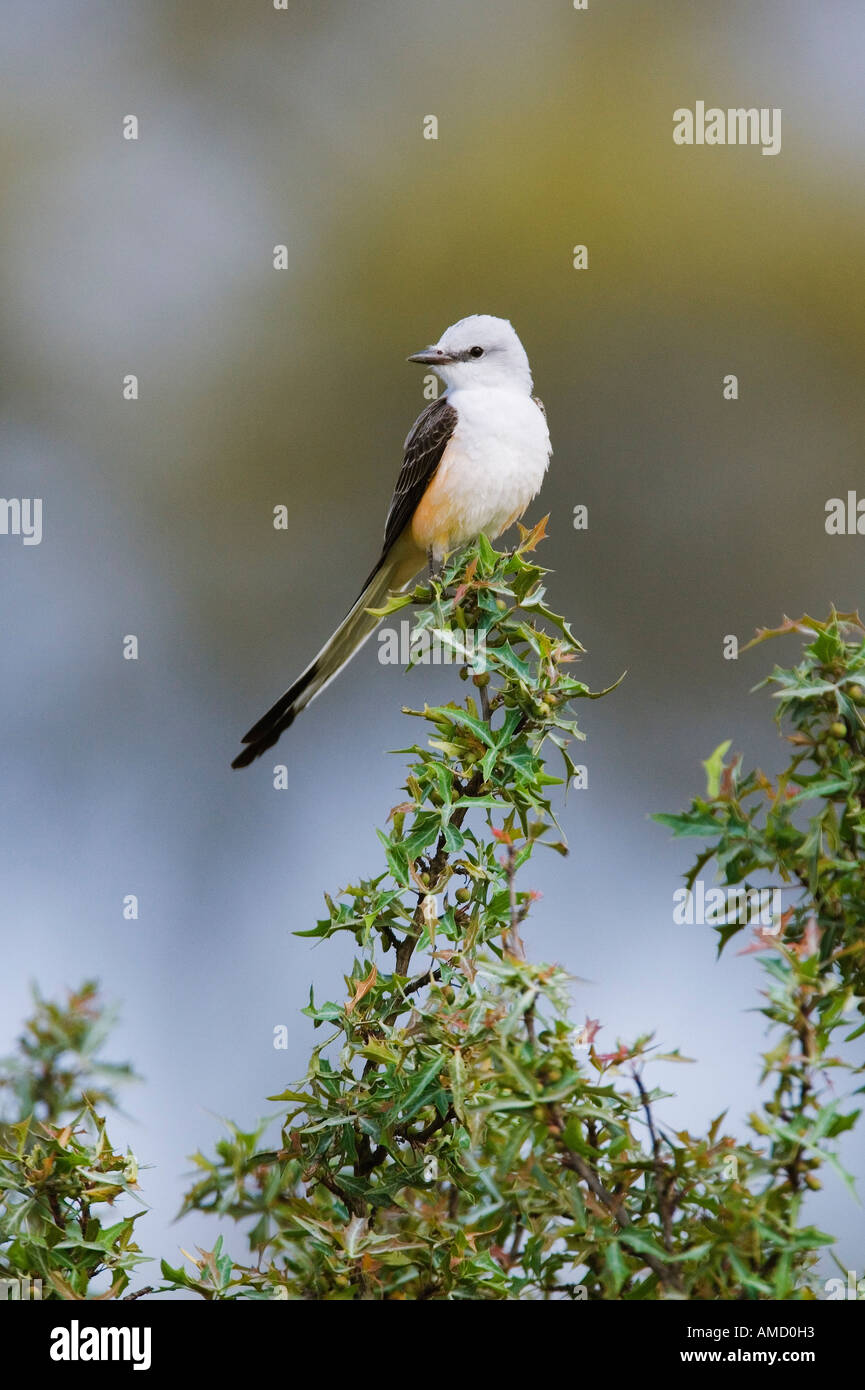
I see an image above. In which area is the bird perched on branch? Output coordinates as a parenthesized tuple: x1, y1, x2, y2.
(232, 314, 551, 768)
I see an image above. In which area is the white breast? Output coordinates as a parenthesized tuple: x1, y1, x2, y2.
(411, 387, 551, 557)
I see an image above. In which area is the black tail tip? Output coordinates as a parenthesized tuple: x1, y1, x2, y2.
(231, 708, 297, 769)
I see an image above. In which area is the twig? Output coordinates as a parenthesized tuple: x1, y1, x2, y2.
(503, 842, 529, 959)
(553, 1103, 682, 1293)
(632, 1067, 677, 1255)
(355, 1106, 455, 1176)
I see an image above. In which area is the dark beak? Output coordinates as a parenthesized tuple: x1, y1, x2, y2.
(407, 347, 452, 366)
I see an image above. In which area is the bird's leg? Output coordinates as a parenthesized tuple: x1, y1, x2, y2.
(427, 547, 443, 581)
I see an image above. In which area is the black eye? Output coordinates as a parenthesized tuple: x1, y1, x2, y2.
(469, 345, 484, 358)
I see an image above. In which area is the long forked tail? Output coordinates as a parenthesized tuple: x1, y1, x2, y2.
(231, 536, 422, 768)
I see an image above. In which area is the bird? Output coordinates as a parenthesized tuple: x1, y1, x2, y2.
(231, 314, 551, 768)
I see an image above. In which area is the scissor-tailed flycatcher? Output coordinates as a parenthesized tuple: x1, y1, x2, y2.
(232, 314, 551, 768)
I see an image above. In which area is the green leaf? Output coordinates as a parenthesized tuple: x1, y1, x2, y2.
(448, 1051, 467, 1123)
(702, 741, 731, 798)
(604, 1240, 629, 1295)
(652, 810, 721, 837)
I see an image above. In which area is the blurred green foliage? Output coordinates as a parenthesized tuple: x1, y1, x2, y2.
(656, 611, 865, 1272)
(0, 983, 147, 1299)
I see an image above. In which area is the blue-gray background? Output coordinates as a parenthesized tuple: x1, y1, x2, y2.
(2, 0, 864, 1291)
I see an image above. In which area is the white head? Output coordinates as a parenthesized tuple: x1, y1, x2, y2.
(407, 314, 533, 394)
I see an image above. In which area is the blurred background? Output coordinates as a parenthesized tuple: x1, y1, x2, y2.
(2, 0, 864, 1290)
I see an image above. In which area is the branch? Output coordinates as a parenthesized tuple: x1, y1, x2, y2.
(552, 1104, 682, 1294)
(632, 1067, 677, 1255)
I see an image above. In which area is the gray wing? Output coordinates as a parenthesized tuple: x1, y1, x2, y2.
(380, 395, 458, 557)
